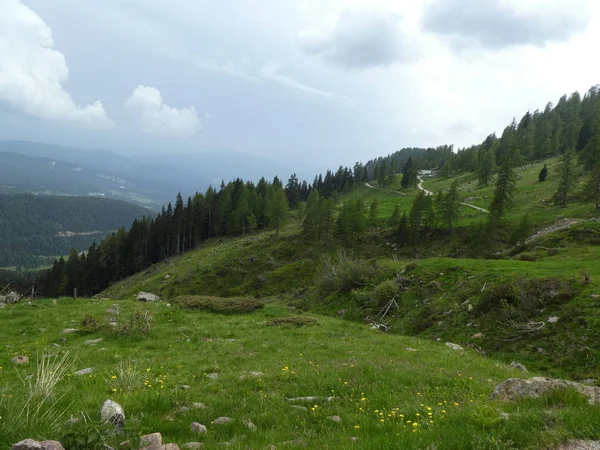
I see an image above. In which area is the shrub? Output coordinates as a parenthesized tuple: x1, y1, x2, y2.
(174, 295, 264, 314)
(266, 316, 317, 327)
(81, 314, 101, 333)
(373, 279, 401, 308)
(114, 308, 152, 335)
(318, 252, 377, 296)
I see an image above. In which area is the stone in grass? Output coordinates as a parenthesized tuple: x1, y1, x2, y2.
(140, 445, 180, 450)
(490, 377, 600, 405)
(11, 440, 65, 450)
(182, 444, 204, 449)
(11, 356, 29, 364)
(328, 415, 342, 423)
(100, 399, 125, 426)
(190, 422, 207, 433)
(62, 328, 79, 334)
(139, 433, 162, 447)
(290, 405, 308, 412)
(445, 342, 464, 351)
(554, 442, 600, 450)
(85, 338, 104, 345)
(243, 419, 257, 431)
(205, 373, 219, 380)
(509, 361, 528, 372)
(240, 371, 264, 380)
(74, 368, 94, 376)
(213, 416, 233, 425)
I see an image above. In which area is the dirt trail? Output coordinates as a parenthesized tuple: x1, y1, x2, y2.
(416, 177, 489, 213)
(364, 182, 407, 196)
(525, 218, 585, 244)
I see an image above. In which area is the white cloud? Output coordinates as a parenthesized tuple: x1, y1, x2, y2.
(125, 85, 201, 137)
(297, 9, 417, 69)
(0, 0, 110, 126)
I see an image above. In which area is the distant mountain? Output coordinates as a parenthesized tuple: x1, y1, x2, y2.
(0, 194, 149, 269)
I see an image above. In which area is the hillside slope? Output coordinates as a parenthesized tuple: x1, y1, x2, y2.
(0, 194, 149, 268)
(1, 298, 599, 449)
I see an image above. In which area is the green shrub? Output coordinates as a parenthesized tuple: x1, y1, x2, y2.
(373, 279, 401, 308)
(114, 308, 152, 335)
(81, 314, 101, 333)
(174, 295, 264, 314)
(318, 252, 377, 296)
(266, 316, 317, 327)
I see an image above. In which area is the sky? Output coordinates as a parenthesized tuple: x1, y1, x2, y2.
(1, 0, 599, 171)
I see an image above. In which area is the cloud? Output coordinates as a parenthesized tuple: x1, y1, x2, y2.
(0, 0, 110, 126)
(422, 0, 589, 50)
(297, 9, 416, 69)
(125, 85, 201, 137)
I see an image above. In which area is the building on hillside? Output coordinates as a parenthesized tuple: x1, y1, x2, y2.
(418, 168, 441, 178)
(431, 167, 441, 177)
(418, 169, 432, 177)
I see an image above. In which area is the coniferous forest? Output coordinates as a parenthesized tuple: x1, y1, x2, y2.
(37, 86, 600, 297)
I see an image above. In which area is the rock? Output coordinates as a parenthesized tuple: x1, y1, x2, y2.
(39, 443, 65, 450)
(554, 441, 600, 450)
(182, 443, 204, 449)
(243, 419, 257, 431)
(190, 422, 207, 433)
(180, 385, 191, 390)
(509, 361, 528, 372)
(139, 444, 178, 449)
(350, 437, 359, 442)
(405, 347, 418, 352)
(240, 371, 264, 380)
(137, 292, 160, 302)
(213, 416, 233, 425)
(74, 368, 94, 376)
(328, 415, 342, 423)
(140, 433, 162, 447)
(445, 342, 464, 351)
(192, 402, 207, 410)
(206, 372, 219, 380)
(548, 316, 559, 323)
(286, 396, 334, 403)
(85, 338, 104, 345)
(0, 291, 21, 304)
(62, 328, 79, 334)
(471, 333, 484, 338)
(467, 304, 474, 312)
(11, 356, 29, 364)
(490, 377, 600, 404)
(289, 405, 308, 412)
(100, 399, 125, 426)
(11, 440, 42, 450)
(499, 411, 510, 421)
(59, 338, 67, 344)
(164, 274, 171, 279)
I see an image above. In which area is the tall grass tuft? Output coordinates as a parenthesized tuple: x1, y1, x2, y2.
(104, 360, 144, 393)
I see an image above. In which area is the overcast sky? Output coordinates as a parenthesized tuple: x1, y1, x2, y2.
(1, 0, 599, 170)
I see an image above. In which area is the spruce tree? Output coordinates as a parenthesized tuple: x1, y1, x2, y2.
(396, 213, 409, 246)
(441, 180, 461, 232)
(509, 214, 532, 247)
(582, 161, 600, 210)
(401, 157, 414, 188)
(489, 161, 517, 223)
(368, 199, 379, 223)
(538, 164, 548, 182)
(478, 147, 497, 187)
(579, 135, 600, 171)
(266, 186, 289, 236)
(553, 149, 577, 207)
(388, 205, 400, 228)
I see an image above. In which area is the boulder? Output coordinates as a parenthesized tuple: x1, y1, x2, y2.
(11, 356, 29, 365)
(212, 416, 233, 425)
(509, 361, 528, 372)
(39, 443, 64, 450)
(0, 291, 21, 304)
(137, 292, 160, 302)
(100, 399, 125, 426)
(190, 422, 207, 433)
(490, 377, 600, 404)
(11, 440, 42, 450)
(445, 342, 464, 351)
(140, 433, 162, 447)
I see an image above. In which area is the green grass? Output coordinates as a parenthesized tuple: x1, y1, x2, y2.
(2, 298, 600, 449)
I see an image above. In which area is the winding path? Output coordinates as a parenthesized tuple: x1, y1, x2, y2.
(417, 177, 490, 214)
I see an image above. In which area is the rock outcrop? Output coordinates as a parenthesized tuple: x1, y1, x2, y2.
(490, 377, 600, 404)
(137, 292, 160, 302)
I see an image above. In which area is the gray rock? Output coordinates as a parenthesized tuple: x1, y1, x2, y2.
(243, 419, 257, 431)
(59, 338, 67, 344)
(548, 316, 560, 323)
(554, 442, 600, 450)
(206, 373, 219, 380)
(137, 292, 160, 302)
(289, 405, 308, 412)
(190, 422, 207, 433)
(140, 433, 162, 446)
(286, 396, 333, 403)
(192, 402, 207, 410)
(74, 368, 94, 376)
(490, 377, 600, 404)
(11, 440, 42, 450)
(62, 328, 79, 334)
(85, 338, 104, 345)
(0, 291, 21, 304)
(140, 445, 180, 450)
(213, 416, 233, 425)
(509, 361, 528, 372)
(39, 443, 65, 450)
(405, 348, 418, 352)
(100, 399, 125, 426)
(240, 371, 264, 380)
(182, 444, 204, 449)
(328, 415, 342, 423)
(11, 356, 29, 365)
(445, 342, 464, 351)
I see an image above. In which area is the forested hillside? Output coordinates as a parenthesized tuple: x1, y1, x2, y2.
(37, 86, 600, 298)
(0, 195, 148, 269)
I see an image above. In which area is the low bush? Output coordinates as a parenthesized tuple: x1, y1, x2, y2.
(174, 295, 264, 314)
(114, 308, 152, 335)
(266, 316, 317, 327)
(318, 252, 378, 296)
(373, 279, 402, 308)
(81, 314, 101, 333)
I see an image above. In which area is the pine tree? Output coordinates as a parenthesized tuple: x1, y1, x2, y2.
(582, 161, 600, 210)
(489, 161, 517, 223)
(401, 157, 414, 188)
(441, 180, 461, 232)
(579, 135, 600, 171)
(553, 149, 577, 207)
(509, 214, 532, 247)
(478, 148, 497, 187)
(396, 213, 409, 246)
(408, 191, 434, 240)
(538, 164, 548, 182)
(334, 200, 366, 247)
(388, 205, 400, 228)
(368, 199, 378, 223)
(266, 186, 289, 236)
